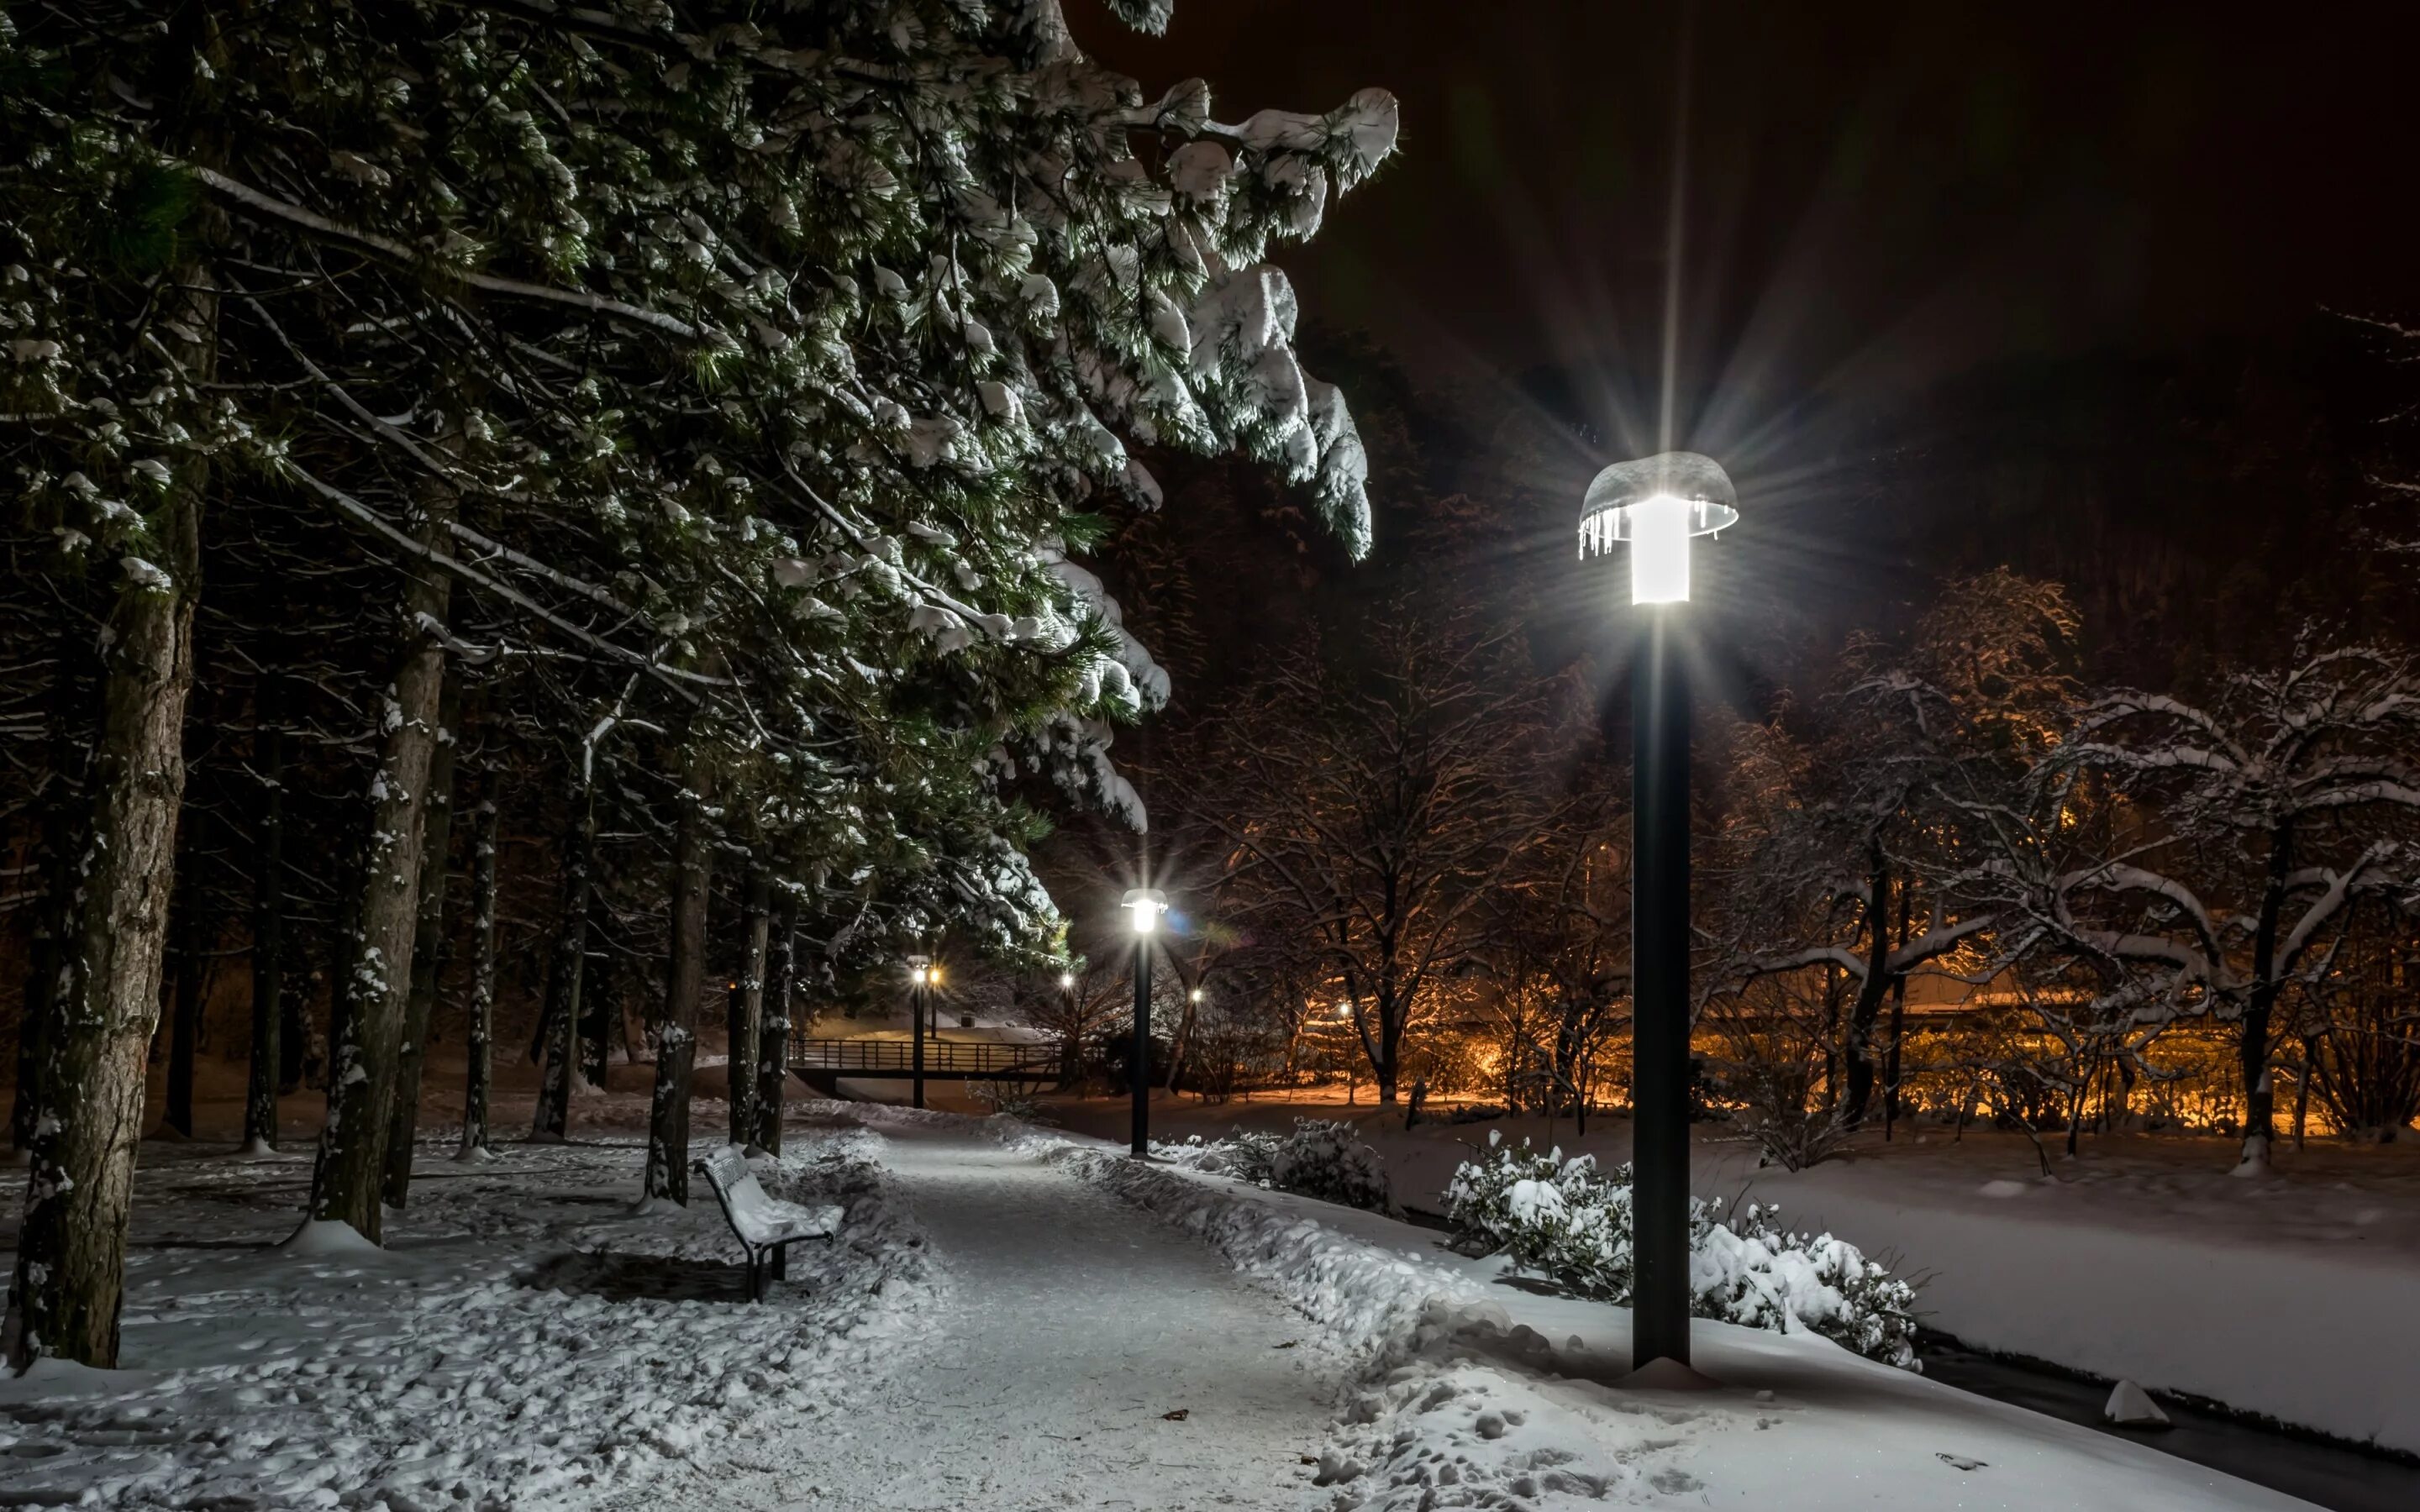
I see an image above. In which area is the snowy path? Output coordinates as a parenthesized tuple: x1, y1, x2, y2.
(633, 1121, 1346, 1511)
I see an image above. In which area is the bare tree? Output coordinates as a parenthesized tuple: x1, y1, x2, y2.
(1982, 641, 2420, 1172)
(1205, 609, 1566, 1102)
(1714, 570, 2077, 1129)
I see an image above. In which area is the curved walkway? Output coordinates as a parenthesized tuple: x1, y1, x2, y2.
(642, 1121, 1346, 1511)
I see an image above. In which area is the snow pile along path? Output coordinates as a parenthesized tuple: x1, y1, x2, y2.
(0, 1121, 933, 1510)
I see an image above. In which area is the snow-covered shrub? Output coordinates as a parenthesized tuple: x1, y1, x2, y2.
(1158, 1119, 1392, 1213)
(1442, 1134, 1919, 1368)
(1266, 1119, 1393, 1211)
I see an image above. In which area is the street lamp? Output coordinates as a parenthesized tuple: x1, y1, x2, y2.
(907, 954, 934, 1110)
(1577, 449, 1736, 1373)
(1120, 889, 1167, 1156)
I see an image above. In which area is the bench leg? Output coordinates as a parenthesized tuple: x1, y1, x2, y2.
(772, 1242, 789, 1284)
(746, 1248, 765, 1304)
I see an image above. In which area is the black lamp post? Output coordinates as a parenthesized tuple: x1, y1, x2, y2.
(1121, 889, 1166, 1156)
(1577, 450, 1737, 1373)
(907, 954, 934, 1110)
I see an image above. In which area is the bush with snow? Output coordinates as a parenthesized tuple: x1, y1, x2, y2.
(1159, 1119, 1392, 1213)
(1442, 1134, 1920, 1368)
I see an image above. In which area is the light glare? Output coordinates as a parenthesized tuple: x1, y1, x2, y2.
(1629, 493, 1692, 604)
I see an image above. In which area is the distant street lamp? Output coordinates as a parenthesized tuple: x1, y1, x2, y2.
(1120, 889, 1167, 1155)
(1577, 449, 1737, 1373)
(907, 955, 935, 1110)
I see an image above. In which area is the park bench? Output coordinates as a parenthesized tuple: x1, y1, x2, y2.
(692, 1145, 842, 1302)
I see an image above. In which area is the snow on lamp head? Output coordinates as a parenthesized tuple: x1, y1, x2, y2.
(1120, 888, 1168, 935)
(1576, 451, 1739, 606)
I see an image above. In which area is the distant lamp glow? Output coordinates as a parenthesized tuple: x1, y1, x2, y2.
(1060, 971, 1076, 990)
(1576, 451, 1738, 606)
(1119, 890, 1168, 1158)
(1120, 888, 1167, 935)
(1190, 987, 1203, 1004)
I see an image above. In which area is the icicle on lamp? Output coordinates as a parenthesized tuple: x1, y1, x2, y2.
(1576, 450, 1738, 605)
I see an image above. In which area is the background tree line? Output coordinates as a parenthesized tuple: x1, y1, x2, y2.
(1016, 314, 2420, 1176)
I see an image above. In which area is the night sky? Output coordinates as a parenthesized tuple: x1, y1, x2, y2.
(1081, 0, 2420, 402)
(1077, 0, 2420, 705)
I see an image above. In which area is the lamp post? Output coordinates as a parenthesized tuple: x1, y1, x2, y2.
(1058, 970, 1078, 1087)
(1577, 449, 1737, 1373)
(1120, 890, 1167, 1156)
(907, 955, 933, 1110)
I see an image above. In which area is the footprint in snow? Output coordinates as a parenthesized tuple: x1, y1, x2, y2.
(1938, 1452, 1988, 1471)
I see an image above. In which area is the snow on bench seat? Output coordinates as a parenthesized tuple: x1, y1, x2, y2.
(693, 1146, 841, 1301)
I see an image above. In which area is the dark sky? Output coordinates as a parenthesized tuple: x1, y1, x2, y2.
(1080, 0, 2420, 412)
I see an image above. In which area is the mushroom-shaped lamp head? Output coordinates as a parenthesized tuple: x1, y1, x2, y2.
(1120, 888, 1168, 935)
(1577, 451, 1739, 605)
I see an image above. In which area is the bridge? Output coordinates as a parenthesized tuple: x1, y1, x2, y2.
(786, 1034, 1062, 1086)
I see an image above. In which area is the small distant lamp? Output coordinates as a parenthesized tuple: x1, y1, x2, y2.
(906, 953, 933, 1110)
(1120, 890, 1167, 1155)
(1577, 449, 1738, 1373)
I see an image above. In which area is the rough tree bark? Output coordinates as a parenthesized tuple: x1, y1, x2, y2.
(458, 797, 499, 1158)
(243, 664, 284, 1151)
(12, 619, 90, 1163)
(644, 770, 714, 1204)
(530, 783, 593, 1142)
(729, 869, 770, 1143)
(3, 275, 209, 1368)
(753, 896, 798, 1154)
(382, 671, 458, 1206)
(309, 486, 454, 1243)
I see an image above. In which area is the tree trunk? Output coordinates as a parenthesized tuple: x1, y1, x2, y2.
(322, 804, 368, 1095)
(644, 774, 713, 1203)
(13, 619, 92, 1163)
(1843, 861, 1893, 1127)
(381, 670, 458, 1207)
(2292, 1034, 2317, 1152)
(730, 869, 770, 1143)
(309, 486, 454, 1243)
(2236, 824, 2296, 1174)
(243, 665, 285, 1152)
(4, 276, 208, 1366)
(753, 898, 797, 1154)
(1882, 886, 1912, 1142)
(581, 934, 616, 1090)
(459, 797, 498, 1158)
(530, 784, 593, 1142)
(1375, 994, 1401, 1105)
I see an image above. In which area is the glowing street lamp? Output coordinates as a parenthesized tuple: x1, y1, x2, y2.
(1578, 449, 1736, 1373)
(1120, 889, 1167, 1155)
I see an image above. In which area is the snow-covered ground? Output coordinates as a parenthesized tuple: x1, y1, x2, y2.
(1044, 1092, 2420, 1457)
(0, 1106, 934, 1509)
(1007, 1113, 2324, 1511)
(0, 1085, 2362, 1510)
